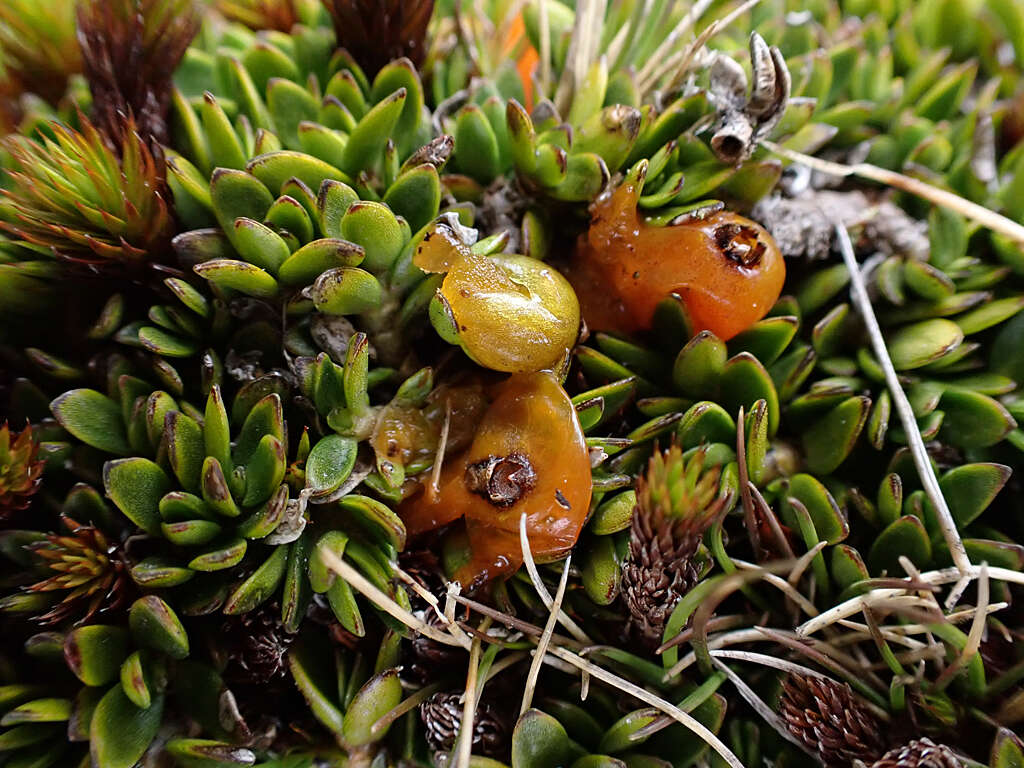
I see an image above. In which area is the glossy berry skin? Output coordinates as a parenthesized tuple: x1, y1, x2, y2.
(417, 222, 581, 374)
(570, 178, 785, 341)
(399, 371, 592, 587)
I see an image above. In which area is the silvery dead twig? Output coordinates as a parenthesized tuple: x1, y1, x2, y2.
(708, 32, 790, 164)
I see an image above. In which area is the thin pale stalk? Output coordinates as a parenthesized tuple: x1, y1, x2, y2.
(454, 593, 583, 648)
(835, 620, 932, 648)
(711, 657, 818, 758)
(788, 541, 827, 587)
(709, 649, 834, 681)
(543, 647, 745, 768)
(761, 140, 1024, 245)
(837, 602, 1007, 637)
(538, 0, 551, 96)
(427, 398, 451, 502)
(801, 594, 941, 636)
(794, 563, 1024, 636)
(663, 628, 770, 679)
(832, 224, 973, 594)
(733, 561, 819, 617)
(392, 565, 471, 647)
(454, 624, 485, 768)
(318, 549, 470, 649)
(655, 614, 762, 655)
(656, 0, 763, 96)
(371, 683, 442, 735)
(635, 0, 714, 85)
(518, 513, 592, 643)
(521, 555, 572, 715)
(933, 564, 990, 693)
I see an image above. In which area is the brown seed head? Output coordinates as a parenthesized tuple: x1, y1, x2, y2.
(76, 0, 200, 148)
(779, 674, 886, 767)
(222, 603, 296, 684)
(621, 445, 730, 644)
(419, 691, 510, 758)
(321, 0, 434, 77)
(870, 738, 962, 768)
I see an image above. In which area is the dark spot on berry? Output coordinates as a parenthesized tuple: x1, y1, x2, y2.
(715, 223, 765, 267)
(465, 452, 537, 507)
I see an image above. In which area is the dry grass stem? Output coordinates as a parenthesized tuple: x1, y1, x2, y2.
(711, 657, 818, 757)
(663, 628, 773, 679)
(318, 549, 469, 648)
(799, 565, 1024, 636)
(733, 561, 820, 617)
(519, 513, 592, 643)
(521, 555, 573, 715)
(787, 541, 827, 587)
(833, 224, 973, 591)
(428, 398, 451, 502)
(454, 625, 484, 768)
(762, 141, 1024, 245)
(371, 683, 441, 735)
(544, 646, 745, 768)
(636, 0, 714, 86)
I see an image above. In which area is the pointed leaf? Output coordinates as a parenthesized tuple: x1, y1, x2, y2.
(103, 459, 172, 535)
(89, 686, 163, 768)
(51, 389, 129, 455)
(129, 596, 189, 659)
(341, 668, 403, 747)
(64, 626, 129, 687)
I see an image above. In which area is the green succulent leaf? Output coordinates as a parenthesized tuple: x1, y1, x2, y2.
(89, 686, 164, 768)
(103, 459, 173, 535)
(512, 709, 573, 768)
(129, 596, 189, 659)
(64, 626, 130, 687)
(51, 389, 129, 456)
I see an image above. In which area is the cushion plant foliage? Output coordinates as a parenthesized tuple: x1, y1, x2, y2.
(2, 1, 1024, 767)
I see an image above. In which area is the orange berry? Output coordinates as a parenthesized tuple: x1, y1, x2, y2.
(569, 178, 785, 341)
(399, 371, 592, 587)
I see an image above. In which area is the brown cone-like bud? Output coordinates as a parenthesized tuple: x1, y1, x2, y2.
(779, 674, 886, 767)
(419, 691, 510, 758)
(321, 0, 434, 77)
(870, 738, 962, 768)
(621, 445, 730, 645)
(222, 603, 296, 684)
(77, 0, 199, 149)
